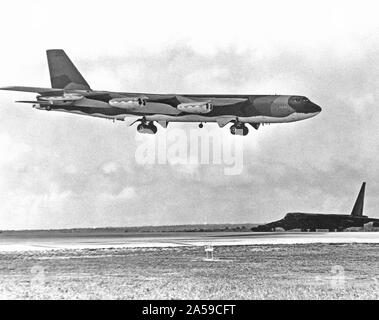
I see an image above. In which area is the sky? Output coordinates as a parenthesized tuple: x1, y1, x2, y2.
(0, 0, 379, 229)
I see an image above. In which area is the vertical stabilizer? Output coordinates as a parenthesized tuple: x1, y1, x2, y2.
(350, 182, 365, 217)
(46, 49, 91, 91)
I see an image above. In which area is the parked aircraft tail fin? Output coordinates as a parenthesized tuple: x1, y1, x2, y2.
(350, 182, 365, 217)
(46, 49, 91, 91)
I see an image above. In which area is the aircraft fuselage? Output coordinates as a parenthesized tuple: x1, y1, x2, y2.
(35, 91, 321, 126)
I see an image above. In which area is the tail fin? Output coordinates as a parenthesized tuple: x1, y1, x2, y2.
(350, 182, 366, 217)
(46, 49, 91, 91)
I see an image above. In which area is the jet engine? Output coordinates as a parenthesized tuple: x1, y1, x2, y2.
(109, 97, 147, 110)
(177, 101, 213, 114)
(38, 93, 84, 106)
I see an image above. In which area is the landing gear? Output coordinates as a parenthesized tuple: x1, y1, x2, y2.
(230, 122, 249, 136)
(199, 123, 204, 128)
(136, 120, 158, 134)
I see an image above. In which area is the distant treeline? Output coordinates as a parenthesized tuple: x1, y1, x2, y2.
(0, 223, 260, 234)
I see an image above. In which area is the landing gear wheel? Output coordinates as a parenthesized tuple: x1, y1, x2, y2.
(199, 123, 204, 128)
(230, 123, 249, 136)
(148, 122, 158, 134)
(137, 123, 144, 131)
(137, 121, 157, 134)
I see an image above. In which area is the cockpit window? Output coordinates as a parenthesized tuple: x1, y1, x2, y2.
(292, 96, 308, 103)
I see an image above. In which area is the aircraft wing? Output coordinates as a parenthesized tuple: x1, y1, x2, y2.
(174, 95, 247, 106)
(146, 94, 248, 107)
(207, 97, 248, 106)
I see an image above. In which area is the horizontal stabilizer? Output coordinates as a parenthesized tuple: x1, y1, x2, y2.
(0, 86, 64, 94)
(16, 100, 50, 104)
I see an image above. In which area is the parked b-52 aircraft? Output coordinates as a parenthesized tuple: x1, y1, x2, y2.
(0, 50, 322, 135)
(252, 182, 379, 232)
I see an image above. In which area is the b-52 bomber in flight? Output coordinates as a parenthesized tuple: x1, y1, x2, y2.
(0, 50, 322, 135)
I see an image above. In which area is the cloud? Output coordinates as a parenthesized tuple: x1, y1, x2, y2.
(0, 133, 31, 167)
(101, 161, 121, 174)
(105, 187, 137, 201)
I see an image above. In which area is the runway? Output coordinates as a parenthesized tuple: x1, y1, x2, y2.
(0, 231, 378, 252)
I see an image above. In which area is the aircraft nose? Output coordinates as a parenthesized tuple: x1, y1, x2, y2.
(307, 102, 322, 113)
(296, 101, 322, 114)
(288, 96, 322, 114)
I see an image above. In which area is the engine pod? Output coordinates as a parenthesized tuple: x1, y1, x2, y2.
(109, 97, 147, 110)
(38, 93, 84, 106)
(177, 101, 213, 114)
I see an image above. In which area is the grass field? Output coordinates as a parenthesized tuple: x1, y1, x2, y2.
(0, 243, 378, 299)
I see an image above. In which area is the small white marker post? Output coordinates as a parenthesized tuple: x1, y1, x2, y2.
(204, 245, 214, 261)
